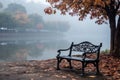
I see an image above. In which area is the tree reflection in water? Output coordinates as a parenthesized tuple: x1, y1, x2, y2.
(0, 40, 69, 61)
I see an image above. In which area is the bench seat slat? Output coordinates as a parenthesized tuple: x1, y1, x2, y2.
(58, 56, 96, 62)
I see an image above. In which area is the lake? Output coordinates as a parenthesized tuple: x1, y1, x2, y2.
(0, 32, 109, 62)
(0, 32, 70, 62)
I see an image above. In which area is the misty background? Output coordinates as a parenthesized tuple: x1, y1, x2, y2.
(0, 0, 110, 61)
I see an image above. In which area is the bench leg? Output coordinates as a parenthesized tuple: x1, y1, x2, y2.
(96, 61, 100, 74)
(81, 62, 85, 76)
(67, 59, 73, 69)
(56, 57, 61, 70)
(93, 61, 100, 74)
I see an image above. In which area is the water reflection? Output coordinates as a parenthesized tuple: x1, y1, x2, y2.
(0, 39, 69, 61)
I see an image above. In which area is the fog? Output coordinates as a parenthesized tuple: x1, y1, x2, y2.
(0, 0, 110, 61)
(0, 0, 110, 49)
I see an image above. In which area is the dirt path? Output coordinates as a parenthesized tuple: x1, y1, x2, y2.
(0, 58, 107, 80)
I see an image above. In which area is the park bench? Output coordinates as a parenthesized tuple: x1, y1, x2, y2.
(56, 41, 102, 76)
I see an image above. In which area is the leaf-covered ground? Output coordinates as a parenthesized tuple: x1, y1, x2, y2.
(0, 54, 120, 80)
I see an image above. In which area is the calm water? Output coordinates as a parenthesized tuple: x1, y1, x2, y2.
(0, 34, 70, 61)
(0, 32, 109, 62)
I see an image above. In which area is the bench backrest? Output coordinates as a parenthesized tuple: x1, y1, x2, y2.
(69, 41, 102, 59)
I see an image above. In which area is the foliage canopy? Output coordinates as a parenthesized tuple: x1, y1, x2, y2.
(45, 0, 120, 24)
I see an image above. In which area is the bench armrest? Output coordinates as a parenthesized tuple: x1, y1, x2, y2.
(57, 48, 70, 57)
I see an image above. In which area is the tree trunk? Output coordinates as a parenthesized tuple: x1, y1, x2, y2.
(105, 1, 120, 57)
(112, 16, 120, 57)
(109, 14, 116, 55)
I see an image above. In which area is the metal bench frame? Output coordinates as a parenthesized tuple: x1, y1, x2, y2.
(56, 41, 102, 76)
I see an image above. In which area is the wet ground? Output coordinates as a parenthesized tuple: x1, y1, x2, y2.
(0, 59, 107, 80)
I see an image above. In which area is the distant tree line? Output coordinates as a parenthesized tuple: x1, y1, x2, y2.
(0, 2, 70, 33)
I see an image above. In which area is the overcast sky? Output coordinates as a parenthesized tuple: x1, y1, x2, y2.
(25, 0, 50, 5)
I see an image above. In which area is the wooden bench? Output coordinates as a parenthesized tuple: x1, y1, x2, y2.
(56, 41, 102, 76)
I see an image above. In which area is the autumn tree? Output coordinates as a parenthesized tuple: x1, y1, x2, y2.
(28, 14, 44, 29)
(4, 3, 27, 14)
(44, 0, 120, 57)
(0, 13, 17, 29)
(4, 3, 29, 24)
